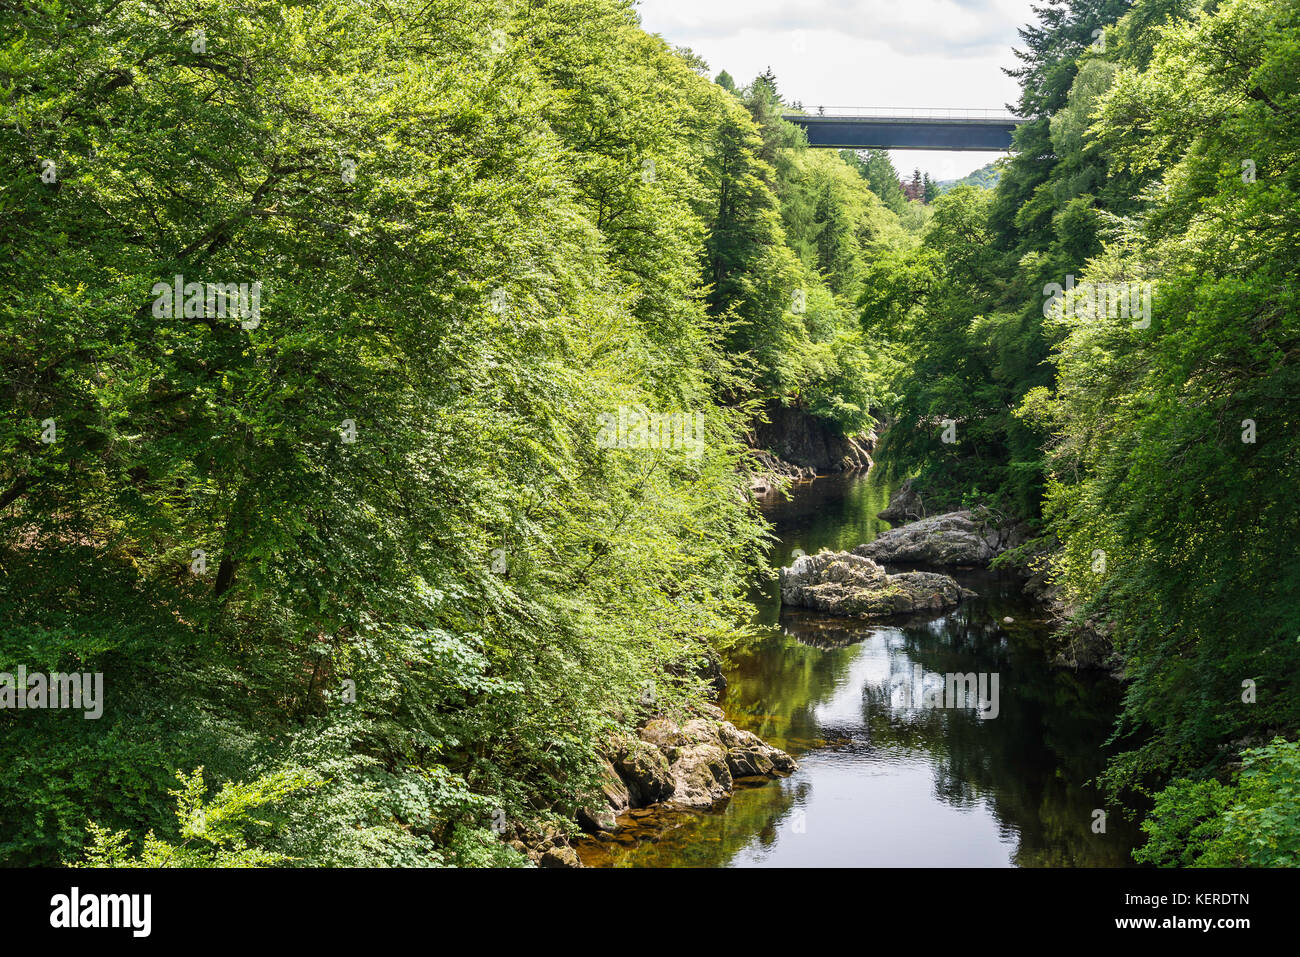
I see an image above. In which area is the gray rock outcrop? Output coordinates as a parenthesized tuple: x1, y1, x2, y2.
(779, 551, 975, 618)
(748, 401, 876, 475)
(857, 510, 1014, 565)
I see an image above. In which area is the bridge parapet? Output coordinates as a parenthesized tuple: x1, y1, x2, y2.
(787, 106, 1024, 121)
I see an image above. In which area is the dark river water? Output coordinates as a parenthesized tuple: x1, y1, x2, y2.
(577, 471, 1142, 867)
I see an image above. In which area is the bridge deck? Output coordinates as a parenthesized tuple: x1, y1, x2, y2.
(783, 111, 1026, 151)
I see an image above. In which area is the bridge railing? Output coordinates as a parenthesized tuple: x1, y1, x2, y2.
(784, 106, 1024, 122)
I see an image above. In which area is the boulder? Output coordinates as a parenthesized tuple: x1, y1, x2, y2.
(538, 845, 583, 868)
(576, 758, 628, 834)
(748, 401, 875, 474)
(767, 749, 797, 774)
(725, 746, 775, 778)
(668, 743, 733, 807)
(840, 432, 876, 472)
(720, 721, 796, 775)
(639, 718, 684, 752)
(856, 510, 1009, 566)
(576, 806, 618, 833)
(680, 717, 722, 746)
(598, 757, 629, 811)
(613, 740, 675, 806)
(601, 716, 797, 817)
(780, 551, 975, 619)
(747, 449, 816, 495)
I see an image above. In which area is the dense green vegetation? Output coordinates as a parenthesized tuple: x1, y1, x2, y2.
(0, 0, 897, 866)
(2, 0, 1295, 868)
(865, 0, 1300, 862)
(840, 149, 909, 215)
(1134, 737, 1300, 867)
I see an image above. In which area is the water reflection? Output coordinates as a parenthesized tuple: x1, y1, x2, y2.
(577, 472, 1141, 867)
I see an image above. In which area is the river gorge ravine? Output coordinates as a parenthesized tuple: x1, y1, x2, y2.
(576, 471, 1142, 867)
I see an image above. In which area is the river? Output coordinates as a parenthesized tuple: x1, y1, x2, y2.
(576, 471, 1142, 867)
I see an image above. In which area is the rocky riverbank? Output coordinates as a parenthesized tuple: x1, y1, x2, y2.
(1022, 567, 1118, 671)
(541, 706, 796, 867)
(745, 403, 876, 496)
(746, 448, 818, 496)
(749, 401, 876, 474)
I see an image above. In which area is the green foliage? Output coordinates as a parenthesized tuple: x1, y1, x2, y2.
(701, 79, 898, 435)
(1136, 739, 1300, 867)
(841, 148, 909, 216)
(1032, 0, 1300, 793)
(76, 767, 319, 867)
(863, 0, 1300, 865)
(0, 0, 820, 866)
(860, 186, 1050, 515)
(15, 0, 1293, 875)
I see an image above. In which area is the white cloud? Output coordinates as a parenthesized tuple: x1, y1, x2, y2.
(641, 0, 1034, 57)
(634, 0, 1038, 180)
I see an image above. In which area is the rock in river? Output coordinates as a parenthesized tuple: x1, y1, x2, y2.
(635, 716, 797, 809)
(576, 712, 798, 838)
(856, 510, 1012, 566)
(595, 714, 798, 816)
(780, 550, 975, 618)
(611, 740, 675, 806)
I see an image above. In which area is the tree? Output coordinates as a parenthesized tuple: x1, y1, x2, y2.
(840, 149, 908, 215)
(905, 168, 924, 201)
(0, 0, 778, 867)
(1027, 0, 1300, 797)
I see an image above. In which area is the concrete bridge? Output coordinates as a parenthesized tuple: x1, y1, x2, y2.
(783, 108, 1025, 151)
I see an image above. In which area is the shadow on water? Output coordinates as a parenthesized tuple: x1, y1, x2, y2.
(577, 471, 1142, 867)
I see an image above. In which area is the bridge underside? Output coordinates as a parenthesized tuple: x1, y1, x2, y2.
(786, 116, 1019, 151)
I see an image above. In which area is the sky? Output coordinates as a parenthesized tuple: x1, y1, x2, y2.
(634, 0, 1040, 181)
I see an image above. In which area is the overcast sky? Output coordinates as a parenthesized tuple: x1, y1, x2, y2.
(635, 0, 1039, 181)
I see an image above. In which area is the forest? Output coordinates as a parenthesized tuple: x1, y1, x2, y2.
(0, 0, 1296, 868)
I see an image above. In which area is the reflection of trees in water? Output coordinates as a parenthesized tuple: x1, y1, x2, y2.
(780, 608, 871, 648)
(760, 472, 897, 564)
(722, 624, 867, 753)
(761, 594, 1141, 865)
(751, 779, 812, 853)
(872, 607, 1142, 865)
